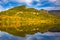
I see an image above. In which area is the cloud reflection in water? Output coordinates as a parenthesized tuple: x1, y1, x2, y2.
(0, 31, 60, 40)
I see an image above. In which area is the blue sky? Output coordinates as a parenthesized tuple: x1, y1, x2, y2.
(0, 0, 60, 11)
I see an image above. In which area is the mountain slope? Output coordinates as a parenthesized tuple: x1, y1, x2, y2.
(48, 10, 60, 16)
(0, 5, 60, 37)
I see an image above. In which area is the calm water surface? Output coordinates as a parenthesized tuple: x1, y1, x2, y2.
(0, 31, 60, 40)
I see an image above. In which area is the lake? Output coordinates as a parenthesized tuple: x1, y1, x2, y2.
(0, 31, 60, 40)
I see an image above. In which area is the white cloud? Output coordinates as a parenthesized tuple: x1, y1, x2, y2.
(15, 0, 32, 3)
(0, 5, 5, 11)
(55, 0, 60, 5)
(2, 0, 9, 3)
(0, 0, 9, 4)
(49, 0, 57, 2)
(10, 0, 33, 5)
(35, 0, 40, 2)
(36, 7, 60, 10)
(0, 0, 60, 11)
(49, 0, 60, 5)
(36, 3, 42, 6)
(10, 0, 40, 6)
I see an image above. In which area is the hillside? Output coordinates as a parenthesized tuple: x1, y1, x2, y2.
(0, 5, 60, 37)
(48, 10, 60, 16)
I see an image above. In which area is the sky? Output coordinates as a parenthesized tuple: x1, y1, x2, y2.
(0, 32, 60, 40)
(0, 0, 60, 11)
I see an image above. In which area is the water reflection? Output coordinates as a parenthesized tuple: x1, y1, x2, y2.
(0, 31, 60, 40)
